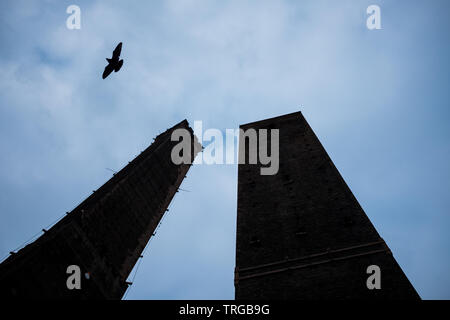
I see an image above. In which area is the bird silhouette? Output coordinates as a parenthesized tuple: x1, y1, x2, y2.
(102, 42, 123, 79)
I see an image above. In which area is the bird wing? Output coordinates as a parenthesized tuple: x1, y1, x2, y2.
(114, 59, 124, 72)
(112, 42, 122, 59)
(102, 63, 114, 79)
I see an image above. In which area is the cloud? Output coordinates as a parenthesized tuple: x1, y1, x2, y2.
(0, 0, 449, 299)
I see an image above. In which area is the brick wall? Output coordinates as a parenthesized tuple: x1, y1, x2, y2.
(235, 112, 419, 299)
(0, 120, 201, 299)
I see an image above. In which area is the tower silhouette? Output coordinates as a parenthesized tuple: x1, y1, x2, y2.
(0, 120, 200, 299)
(235, 112, 419, 299)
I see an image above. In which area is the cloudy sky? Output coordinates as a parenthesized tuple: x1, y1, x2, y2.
(0, 0, 449, 299)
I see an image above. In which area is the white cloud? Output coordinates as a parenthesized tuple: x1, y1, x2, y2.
(0, 0, 449, 299)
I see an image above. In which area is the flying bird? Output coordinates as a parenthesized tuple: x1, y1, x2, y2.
(102, 42, 123, 79)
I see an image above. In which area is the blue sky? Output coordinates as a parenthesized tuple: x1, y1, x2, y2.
(0, 0, 449, 299)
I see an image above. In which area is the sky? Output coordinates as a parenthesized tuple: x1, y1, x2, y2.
(0, 0, 449, 299)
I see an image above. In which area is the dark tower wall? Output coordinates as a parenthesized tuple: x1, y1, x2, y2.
(0, 120, 201, 299)
(235, 112, 419, 300)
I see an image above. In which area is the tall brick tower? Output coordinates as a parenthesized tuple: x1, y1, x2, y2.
(0, 120, 201, 299)
(235, 112, 419, 299)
